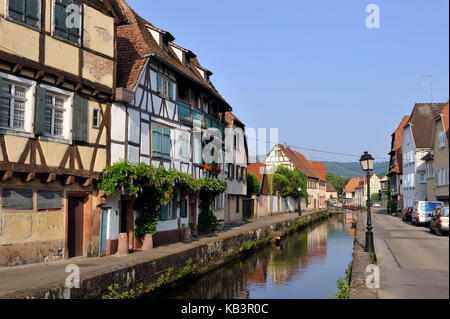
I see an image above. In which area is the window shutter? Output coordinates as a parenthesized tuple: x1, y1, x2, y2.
(9, 0, 25, 21)
(152, 125, 162, 157)
(25, 0, 39, 27)
(54, 1, 68, 37)
(169, 81, 174, 99)
(72, 96, 88, 142)
(162, 127, 171, 159)
(157, 74, 162, 93)
(160, 204, 168, 220)
(34, 86, 47, 135)
(180, 200, 187, 218)
(172, 193, 177, 219)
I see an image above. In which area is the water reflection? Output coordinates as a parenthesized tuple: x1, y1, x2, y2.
(165, 214, 354, 299)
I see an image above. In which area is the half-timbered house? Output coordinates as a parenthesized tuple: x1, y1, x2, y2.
(262, 144, 323, 210)
(101, 0, 232, 252)
(0, 0, 124, 266)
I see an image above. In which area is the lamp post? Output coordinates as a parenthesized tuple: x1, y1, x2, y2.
(298, 186, 302, 216)
(360, 151, 376, 258)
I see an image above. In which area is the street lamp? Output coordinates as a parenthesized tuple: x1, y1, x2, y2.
(298, 186, 302, 216)
(360, 151, 376, 259)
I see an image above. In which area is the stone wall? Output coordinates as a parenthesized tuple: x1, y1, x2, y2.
(349, 211, 379, 299)
(4, 211, 331, 299)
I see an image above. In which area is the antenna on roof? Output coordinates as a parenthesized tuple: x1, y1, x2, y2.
(424, 74, 434, 107)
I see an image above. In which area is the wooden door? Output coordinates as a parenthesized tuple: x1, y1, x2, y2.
(68, 197, 85, 258)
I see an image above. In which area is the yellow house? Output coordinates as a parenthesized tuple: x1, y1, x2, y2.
(0, 0, 124, 267)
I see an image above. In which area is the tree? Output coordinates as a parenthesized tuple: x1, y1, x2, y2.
(246, 173, 261, 197)
(326, 173, 350, 195)
(272, 166, 308, 205)
(370, 193, 381, 202)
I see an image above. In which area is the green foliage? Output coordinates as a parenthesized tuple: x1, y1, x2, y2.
(323, 161, 389, 178)
(246, 172, 261, 197)
(370, 193, 381, 202)
(177, 258, 198, 280)
(272, 166, 308, 205)
(96, 160, 226, 239)
(326, 173, 350, 195)
(329, 262, 352, 299)
(197, 178, 226, 234)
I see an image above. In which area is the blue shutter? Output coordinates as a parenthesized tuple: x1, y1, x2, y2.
(152, 125, 162, 157)
(162, 127, 171, 159)
(178, 102, 191, 121)
(193, 109, 202, 126)
(169, 81, 174, 100)
(157, 74, 162, 93)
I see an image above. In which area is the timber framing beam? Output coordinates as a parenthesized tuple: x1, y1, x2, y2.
(2, 170, 13, 182)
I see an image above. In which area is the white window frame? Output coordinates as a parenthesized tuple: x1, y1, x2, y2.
(92, 107, 101, 129)
(40, 84, 72, 142)
(438, 131, 446, 149)
(0, 72, 35, 135)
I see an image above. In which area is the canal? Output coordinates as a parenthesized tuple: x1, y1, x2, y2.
(165, 213, 355, 299)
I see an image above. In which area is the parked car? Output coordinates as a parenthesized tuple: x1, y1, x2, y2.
(429, 207, 449, 236)
(402, 208, 413, 222)
(373, 203, 381, 208)
(412, 201, 444, 226)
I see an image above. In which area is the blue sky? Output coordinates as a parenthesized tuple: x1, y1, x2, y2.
(127, 0, 449, 163)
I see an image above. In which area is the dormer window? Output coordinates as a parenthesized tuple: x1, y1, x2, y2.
(161, 38, 169, 53)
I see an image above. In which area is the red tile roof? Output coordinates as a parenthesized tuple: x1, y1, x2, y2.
(247, 163, 265, 185)
(405, 103, 447, 148)
(278, 145, 320, 180)
(326, 183, 337, 193)
(311, 162, 326, 181)
(114, 0, 231, 110)
(345, 178, 363, 193)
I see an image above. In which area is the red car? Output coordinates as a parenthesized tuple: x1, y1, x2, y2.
(402, 208, 413, 222)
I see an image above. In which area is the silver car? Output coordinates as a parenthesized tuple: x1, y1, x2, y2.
(429, 207, 449, 236)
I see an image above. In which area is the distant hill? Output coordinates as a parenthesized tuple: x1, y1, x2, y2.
(323, 161, 389, 178)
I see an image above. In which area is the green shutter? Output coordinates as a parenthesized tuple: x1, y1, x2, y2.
(72, 96, 88, 142)
(162, 127, 171, 159)
(181, 200, 187, 218)
(34, 86, 46, 135)
(152, 125, 162, 157)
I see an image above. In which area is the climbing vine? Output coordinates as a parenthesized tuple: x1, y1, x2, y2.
(95, 160, 226, 238)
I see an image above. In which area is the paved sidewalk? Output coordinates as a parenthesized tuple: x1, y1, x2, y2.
(373, 209, 449, 299)
(0, 211, 318, 298)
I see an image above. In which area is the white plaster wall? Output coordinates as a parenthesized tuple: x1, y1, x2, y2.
(111, 103, 126, 142)
(111, 143, 125, 163)
(128, 108, 140, 144)
(140, 122, 150, 156)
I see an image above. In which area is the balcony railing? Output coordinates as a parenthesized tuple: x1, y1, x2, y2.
(178, 101, 192, 122)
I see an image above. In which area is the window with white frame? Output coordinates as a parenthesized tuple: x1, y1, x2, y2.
(92, 108, 101, 128)
(44, 92, 66, 137)
(0, 80, 28, 130)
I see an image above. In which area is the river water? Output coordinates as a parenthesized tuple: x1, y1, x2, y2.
(165, 213, 355, 299)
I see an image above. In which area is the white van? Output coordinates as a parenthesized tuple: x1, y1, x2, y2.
(412, 201, 444, 226)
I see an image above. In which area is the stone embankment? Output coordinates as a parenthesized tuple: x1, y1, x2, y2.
(349, 211, 379, 299)
(1, 211, 336, 299)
